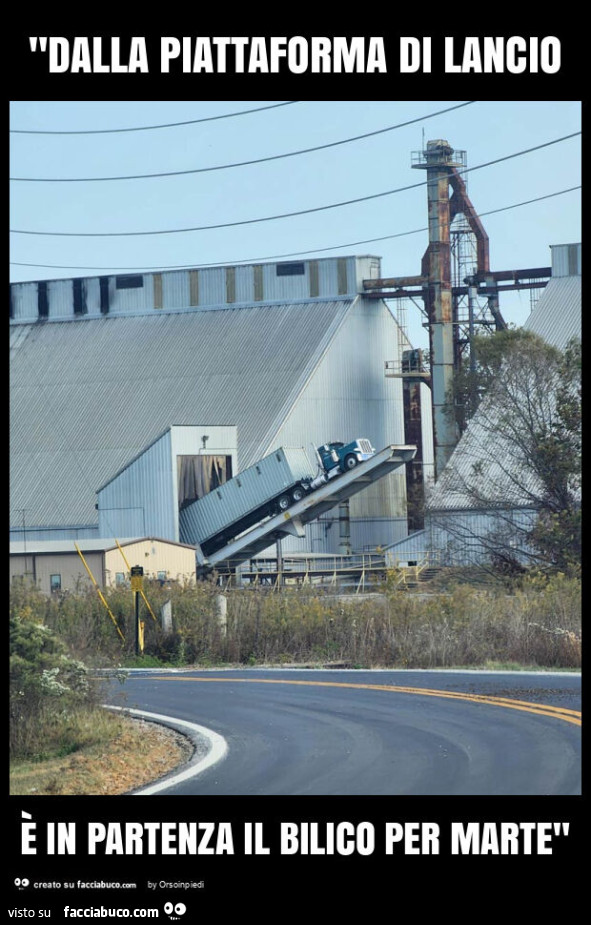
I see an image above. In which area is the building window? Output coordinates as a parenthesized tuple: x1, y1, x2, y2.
(38, 281, 49, 318)
(115, 275, 144, 290)
(73, 278, 87, 315)
(276, 262, 305, 276)
(50, 574, 62, 592)
(99, 276, 110, 314)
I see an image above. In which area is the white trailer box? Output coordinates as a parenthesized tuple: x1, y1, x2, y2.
(179, 446, 316, 547)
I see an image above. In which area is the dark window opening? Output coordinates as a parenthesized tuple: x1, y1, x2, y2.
(99, 277, 110, 314)
(73, 278, 87, 315)
(50, 574, 62, 592)
(276, 262, 305, 276)
(178, 455, 233, 509)
(38, 281, 49, 318)
(115, 275, 144, 290)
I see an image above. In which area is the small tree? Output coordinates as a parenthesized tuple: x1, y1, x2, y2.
(438, 331, 581, 573)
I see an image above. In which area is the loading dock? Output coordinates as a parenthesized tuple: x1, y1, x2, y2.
(195, 445, 416, 576)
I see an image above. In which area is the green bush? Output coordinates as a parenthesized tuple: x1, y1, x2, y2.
(10, 608, 99, 759)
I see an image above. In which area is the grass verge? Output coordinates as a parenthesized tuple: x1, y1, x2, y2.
(9, 710, 192, 796)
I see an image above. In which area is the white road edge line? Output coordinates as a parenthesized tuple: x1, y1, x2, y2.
(105, 706, 228, 796)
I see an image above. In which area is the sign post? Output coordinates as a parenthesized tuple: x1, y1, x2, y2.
(130, 565, 144, 656)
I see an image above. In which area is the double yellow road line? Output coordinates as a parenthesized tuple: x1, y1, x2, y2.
(153, 676, 581, 727)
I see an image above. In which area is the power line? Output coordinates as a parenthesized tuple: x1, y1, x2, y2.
(10, 102, 477, 182)
(10, 132, 581, 238)
(10, 101, 301, 135)
(9, 185, 581, 275)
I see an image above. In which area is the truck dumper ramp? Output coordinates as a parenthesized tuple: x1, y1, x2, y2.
(194, 445, 416, 575)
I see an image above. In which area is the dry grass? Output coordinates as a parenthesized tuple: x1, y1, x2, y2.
(9, 712, 192, 796)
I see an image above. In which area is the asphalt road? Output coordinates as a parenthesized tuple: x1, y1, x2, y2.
(102, 668, 581, 796)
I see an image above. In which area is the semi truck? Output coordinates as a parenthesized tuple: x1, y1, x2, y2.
(179, 438, 375, 556)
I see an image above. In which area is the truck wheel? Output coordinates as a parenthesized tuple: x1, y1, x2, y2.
(277, 495, 290, 512)
(291, 486, 305, 503)
(343, 454, 358, 470)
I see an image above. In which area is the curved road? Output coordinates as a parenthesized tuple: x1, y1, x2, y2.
(102, 668, 581, 796)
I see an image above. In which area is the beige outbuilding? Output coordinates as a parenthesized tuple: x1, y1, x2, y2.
(10, 537, 196, 594)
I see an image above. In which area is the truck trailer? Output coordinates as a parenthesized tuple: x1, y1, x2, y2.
(179, 438, 375, 555)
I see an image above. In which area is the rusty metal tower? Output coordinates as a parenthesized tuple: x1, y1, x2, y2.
(411, 139, 464, 477)
(364, 138, 551, 488)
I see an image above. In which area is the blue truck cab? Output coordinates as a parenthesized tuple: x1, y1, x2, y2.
(317, 438, 376, 474)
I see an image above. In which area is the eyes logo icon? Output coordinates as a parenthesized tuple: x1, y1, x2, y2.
(15, 879, 30, 890)
(164, 903, 186, 920)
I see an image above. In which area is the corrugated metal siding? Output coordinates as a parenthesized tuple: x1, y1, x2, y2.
(47, 280, 75, 319)
(235, 265, 254, 303)
(10, 300, 350, 530)
(253, 266, 263, 302)
(263, 263, 310, 302)
(10, 256, 368, 324)
(84, 278, 103, 317)
(385, 529, 428, 565)
(111, 275, 154, 313)
(198, 267, 230, 306)
(9, 526, 100, 542)
(189, 271, 199, 306)
(423, 509, 537, 567)
(551, 243, 581, 278)
(10, 283, 38, 322)
(98, 430, 174, 539)
(153, 274, 163, 309)
(159, 272, 188, 310)
(524, 275, 581, 348)
(9, 324, 33, 360)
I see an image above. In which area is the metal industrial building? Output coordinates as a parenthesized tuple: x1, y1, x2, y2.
(386, 243, 582, 568)
(10, 255, 433, 557)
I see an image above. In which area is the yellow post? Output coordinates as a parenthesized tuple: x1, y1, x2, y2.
(74, 543, 125, 643)
(115, 539, 158, 623)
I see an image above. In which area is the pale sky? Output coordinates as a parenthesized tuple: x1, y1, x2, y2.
(9, 100, 581, 347)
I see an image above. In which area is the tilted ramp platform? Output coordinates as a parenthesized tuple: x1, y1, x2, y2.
(195, 445, 416, 575)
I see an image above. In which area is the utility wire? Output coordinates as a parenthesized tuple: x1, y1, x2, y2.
(9, 185, 580, 274)
(10, 102, 477, 182)
(10, 101, 301, 135)
(10, 132, 581, 238)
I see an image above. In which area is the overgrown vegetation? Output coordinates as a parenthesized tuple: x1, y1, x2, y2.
(10, 573, 581, 678)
